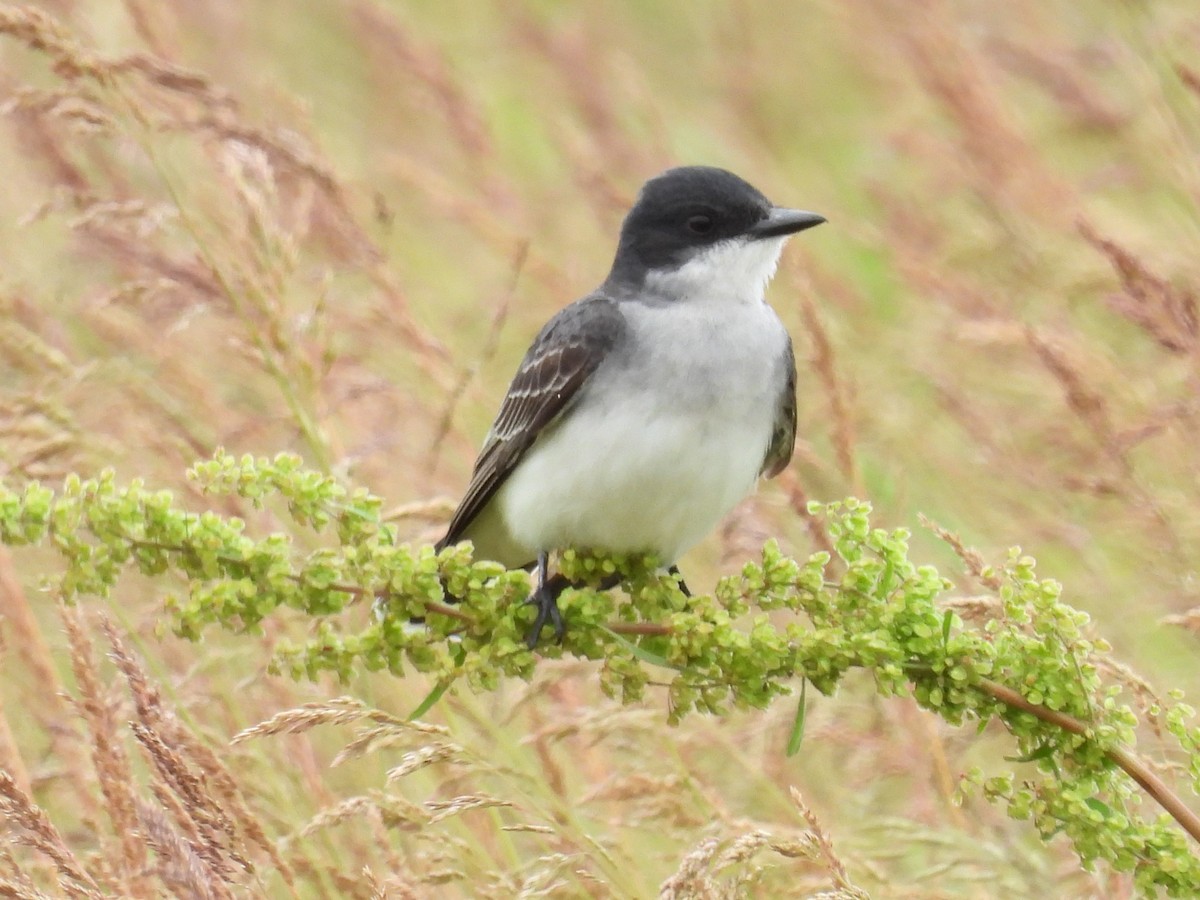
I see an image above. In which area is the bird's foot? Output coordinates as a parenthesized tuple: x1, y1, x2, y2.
(523, 560, 658, 648)
(668, 564, 692, 597)
(525, 572, 570, 648)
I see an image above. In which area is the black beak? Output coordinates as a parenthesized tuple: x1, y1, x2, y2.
(749, 207, 827, 240)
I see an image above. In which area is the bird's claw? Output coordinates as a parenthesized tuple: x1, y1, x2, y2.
(525, 583, 565, 648)
(668, 564, 692, 597)
(521, 564, 681, 648)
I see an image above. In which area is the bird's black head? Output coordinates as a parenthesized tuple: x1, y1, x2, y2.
(607, 166, 825, 287)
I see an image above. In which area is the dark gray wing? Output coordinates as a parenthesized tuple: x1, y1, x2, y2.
(438, 294, 626, 548)
(760, 335, 796, 478)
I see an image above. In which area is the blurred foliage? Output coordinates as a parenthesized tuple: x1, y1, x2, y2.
(1, 0, 1200, 896)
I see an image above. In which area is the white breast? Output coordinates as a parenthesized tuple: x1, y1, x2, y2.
(489, 243, 791, 566)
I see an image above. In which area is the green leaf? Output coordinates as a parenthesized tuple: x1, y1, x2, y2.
(786, 678, 808, 757)
(408, 644, 465, 719)
(408, 678, 452, 720)
(601, 628, 678, 669)
(1005, 742, 1060, 776)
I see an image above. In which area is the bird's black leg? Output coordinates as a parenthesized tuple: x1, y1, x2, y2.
(526, 552, 569, 648)
(595, 572, 622, 591)
(525, 559, 685, 647)
(668, 564, 692, 597)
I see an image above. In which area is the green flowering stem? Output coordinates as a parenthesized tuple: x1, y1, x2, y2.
(419, 594, 1200, 848)
(422, 601, 473, 623)
(978, 675, 1200, 845)
(4, 453, 1200, 893)
(554, 614, 1200, 846)
(322, 580, 475, 624)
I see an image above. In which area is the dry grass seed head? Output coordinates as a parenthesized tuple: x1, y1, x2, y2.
(59, 602, 145, 885)
(521, 704, 660, 747)
(385, 742, 468, 782)
(231, 696, 380, 744)
(0, 770, 102, 900)
(363, 863, 423, 900)
(383, 496, 457, 524)
(1078, 219, 1199, 355)
(0, 843, 56, 900)
(658, 837, 721, 900)
(0, 7, 102, 81)
(1162, 607, 1200, 635)
(1178, 63, 1200, 100)
(299, 791, 428, 839)
(0, 87, 114, 135)
(1024, 325, 1114, 444)
(137, 797, 234, 900)
(986, 35, 1126, 130)
(102, 616, 289, 883)
(938, 594, 1003, 622)
(0, 320, 82, 481)
(129, 721, 246, 879)
(918, 514, 1002, 590)
(791, 787, 860, 893)
(347, 2, 500, 180)
(330, 713, 450, 768)
(99, 616, 167, 728)
(424, 794, 512, 825)
(170, 727, 289, 882)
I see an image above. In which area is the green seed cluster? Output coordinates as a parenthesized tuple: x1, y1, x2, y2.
(2, 454, 1199, 893)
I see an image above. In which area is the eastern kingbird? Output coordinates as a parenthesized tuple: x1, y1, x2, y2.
(436, 166, 825, 646)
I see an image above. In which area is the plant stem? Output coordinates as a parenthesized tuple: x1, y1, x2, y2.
(977, 677, 1200, 845)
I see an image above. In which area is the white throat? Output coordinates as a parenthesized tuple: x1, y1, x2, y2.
(643, 236, 787, 305)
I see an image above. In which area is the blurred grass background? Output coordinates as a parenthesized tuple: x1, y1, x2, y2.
(2, 0, 1200, 895)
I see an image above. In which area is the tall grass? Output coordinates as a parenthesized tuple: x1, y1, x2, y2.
(1, 1, 1198, 895)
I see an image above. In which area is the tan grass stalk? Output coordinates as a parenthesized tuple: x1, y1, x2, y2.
(0, 690, 29, 804)
(787, 256, 860, 491)
(1078, 219, 1198, 355)
(776, 471, 837, 559)
(0, 551, 92, 814)
(0, 844, 54, 900)
(58, 601, 145, 890)
(918, 515, 1003, 590)
(231, 697, 392, 744)
(137, 797, 234, 900)
(0, 770, 102, 900)
(100, 617, 290, 884)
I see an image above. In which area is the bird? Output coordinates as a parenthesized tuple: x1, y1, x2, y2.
(435, 166, 825, 647)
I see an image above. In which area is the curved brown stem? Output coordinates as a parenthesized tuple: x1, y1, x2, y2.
(978, 677, 1200, 845)
(605, 622, 671, 636)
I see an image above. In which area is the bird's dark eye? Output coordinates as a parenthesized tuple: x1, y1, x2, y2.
(686, 214, 714, 235)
